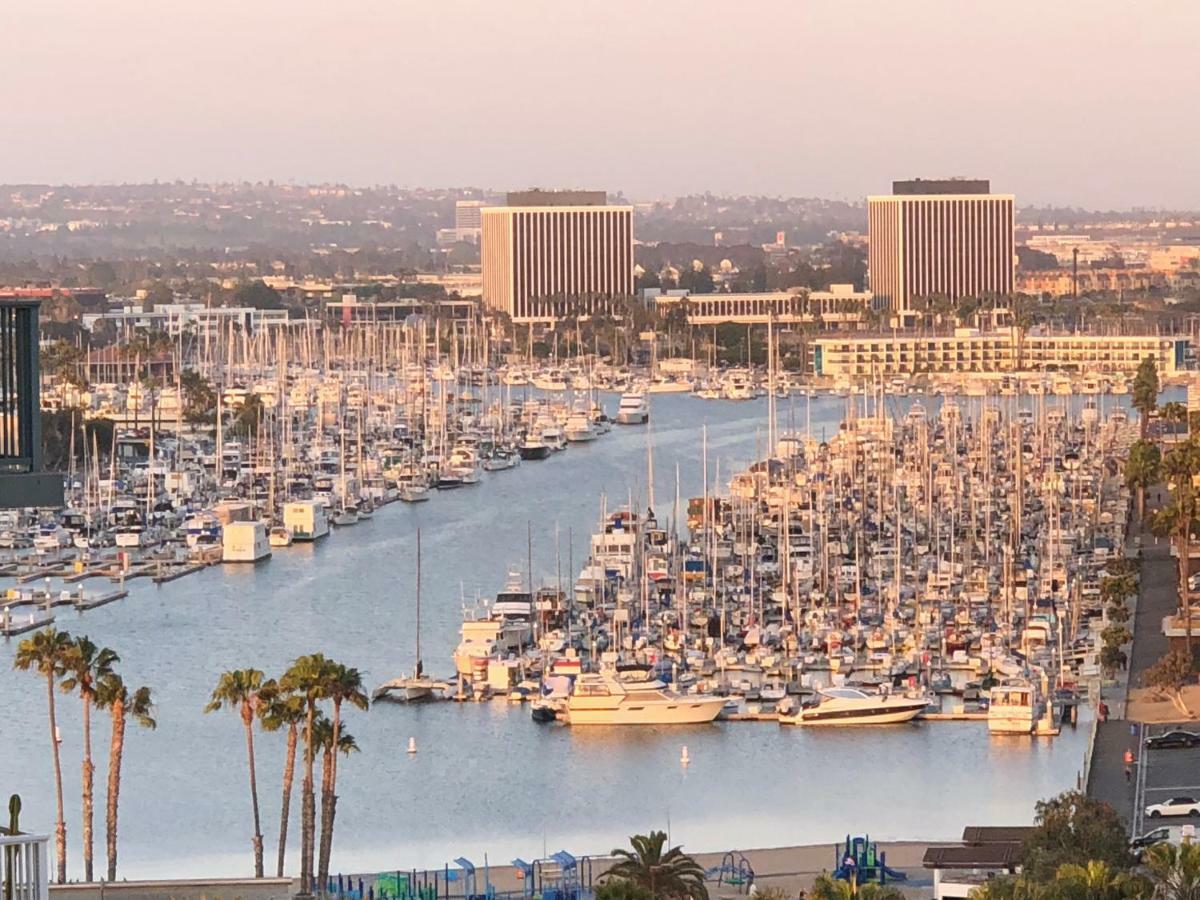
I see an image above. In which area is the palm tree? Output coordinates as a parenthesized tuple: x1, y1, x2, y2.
(965, 875, 1044, 900)
(13, 627, 74, 884)
(318, 663, 368, 888)
(809, 874, 905, 900)
(95, 674, 155, 882)
(1051, 860, 1143, 900)
(605, 831, 708, 900)
(1125, 439, 1162, 523)
(1152, 437, 1200, 653)
(60, 637, 118, 882)
(204, 669, 268, 878)
(1143, 839, 1200, 899)
(261, 684, 305, 878)
(313, 715, 359, 877)
(1132, 356, 1160, 439)
(281, 653, 332, 896)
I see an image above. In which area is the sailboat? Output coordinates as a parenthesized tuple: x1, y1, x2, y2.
(372, 529, 445, 703)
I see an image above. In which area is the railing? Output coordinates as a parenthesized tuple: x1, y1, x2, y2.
(0, 833, 50, 900)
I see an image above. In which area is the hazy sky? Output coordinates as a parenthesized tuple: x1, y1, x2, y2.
(4, 1, 1197, 209)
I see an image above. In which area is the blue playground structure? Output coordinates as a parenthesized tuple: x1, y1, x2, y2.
(705, 851, 755, 893)
(832, 835, 907, 885)
(328, 850, 595, 900)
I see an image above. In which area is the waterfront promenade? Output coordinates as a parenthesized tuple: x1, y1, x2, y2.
(1086, 485, 1199, 831)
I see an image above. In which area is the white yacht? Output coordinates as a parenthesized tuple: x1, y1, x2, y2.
(987, 677, 1044, 734)
(564, 411, 599, 442)
(562, 674, 725, 725)
(615, 392, 649, 425)
(778, 687, 929, 726)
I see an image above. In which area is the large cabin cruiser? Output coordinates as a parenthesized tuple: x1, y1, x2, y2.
(563, 674, 725, 725)
(987, 677, 1045, 734)
(453, 572, 535, 676)
(615, 392, 649, 425)
(778, 687, 929, 726)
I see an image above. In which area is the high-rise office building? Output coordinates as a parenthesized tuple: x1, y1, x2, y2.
(454, 200, 486, 243)
(481, 190, 633, 323)
(868, 179, 1014, 315)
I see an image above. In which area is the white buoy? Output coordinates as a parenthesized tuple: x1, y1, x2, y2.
(680, 745, 690, 766)
(407, 737, 417, 754)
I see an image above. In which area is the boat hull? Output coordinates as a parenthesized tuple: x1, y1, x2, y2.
(782, 700, 927, 726)
(564, 697, 725, 725)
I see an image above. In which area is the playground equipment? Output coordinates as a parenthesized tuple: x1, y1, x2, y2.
(705, 851, 755, 893)
(832, 835, 907, 885)
(512, 851, 594, 900)
(329, 850, 595, 900)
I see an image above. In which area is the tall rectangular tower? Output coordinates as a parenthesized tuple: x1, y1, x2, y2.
(867, 179, 1014, 314)
(481, 191, 634, 324)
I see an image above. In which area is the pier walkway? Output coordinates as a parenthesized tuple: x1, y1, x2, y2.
(1086, 485, 1178, 825)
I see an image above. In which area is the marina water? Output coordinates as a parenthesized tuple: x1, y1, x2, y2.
(1, 391, 1126, 880)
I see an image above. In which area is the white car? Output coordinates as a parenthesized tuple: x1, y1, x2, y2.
(1145, 796, 1200, 818)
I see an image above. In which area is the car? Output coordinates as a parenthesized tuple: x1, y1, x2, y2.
(1130, 825, 1188, 860)
(1145, 797, 1200, 818)
(1146, 730, 1200, 750)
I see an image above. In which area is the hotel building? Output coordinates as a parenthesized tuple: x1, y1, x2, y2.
(481, 190, 634, 324)
(812, 329, 1189, 379)
(652, 284, 875, 328)
(868, 179, 1014, 315)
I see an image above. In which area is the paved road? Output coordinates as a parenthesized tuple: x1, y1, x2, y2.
(1086, 488, 1180, 826)
(1129, 532, 1174, 682)
(1087, 720, 1142, 821)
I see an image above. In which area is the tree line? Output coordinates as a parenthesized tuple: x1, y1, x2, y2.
(16, 627, 363, 893)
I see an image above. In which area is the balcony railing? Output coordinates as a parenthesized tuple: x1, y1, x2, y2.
(1, 832, 50, 900)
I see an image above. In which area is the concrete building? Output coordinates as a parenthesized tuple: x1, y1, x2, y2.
(652, 284, 874, 328)
(868, 179, 1014, 316)
(1016, 267, 1165, 296)
(481, 190, 633, 324)
(82, 303, 293, 337)
(455, 200, 487, 244)
(812, 329, 1189, 378)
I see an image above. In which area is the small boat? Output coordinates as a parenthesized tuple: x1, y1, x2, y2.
(372, 530, 445, 703)
(778, 687, 928, 726)
(399, 484, 431, 503)
(483, 448, 519, 471)
(331, 505, 360, 526)
(268, 525, 293, 548)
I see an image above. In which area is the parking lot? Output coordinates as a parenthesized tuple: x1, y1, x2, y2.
(1131, 722, 1200, 839)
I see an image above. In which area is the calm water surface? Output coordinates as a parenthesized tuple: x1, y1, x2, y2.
(2, 392, 1124, 879)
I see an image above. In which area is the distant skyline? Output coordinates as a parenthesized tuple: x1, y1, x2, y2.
(4, 1, 1198, 210)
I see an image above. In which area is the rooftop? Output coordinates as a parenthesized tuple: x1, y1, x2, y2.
(892, 178, 991, 196)
(506, 190, 607, 208)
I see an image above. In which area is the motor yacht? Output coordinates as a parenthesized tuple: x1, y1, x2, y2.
(562, 673, 725, 725)
(518, 435, 551, 460)
(564, 411, 598, 442)
(615, 392, 649, 425)
(987, 677, 1045, 734)
(778, 686, 929, 726)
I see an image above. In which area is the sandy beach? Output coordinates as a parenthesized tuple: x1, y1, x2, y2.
(354, 840, 944, 898)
